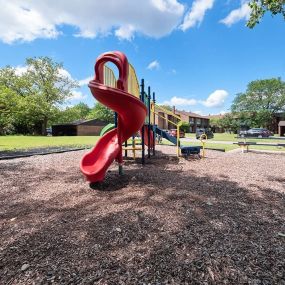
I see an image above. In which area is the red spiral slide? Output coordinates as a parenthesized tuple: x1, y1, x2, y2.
(80, 51, 147, 183)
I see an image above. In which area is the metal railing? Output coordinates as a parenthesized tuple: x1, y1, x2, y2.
(151, 103, 182, 157)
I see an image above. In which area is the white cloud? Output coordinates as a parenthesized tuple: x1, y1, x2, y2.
(162, 96, 197, 106)
(58, 68, 72, 79)
(200, 90, 228, 108)
(193, 110, 204, 115)
(14, 65, 73, 79)
(69, 90, 86, 100)
(180, 0, 215, 31)
(147, 60, 160, 70)
(115, 25, 136, 40)
(0, 0, 185, 44)
(78, 76, 93, 86)
(14, 66, 28, 76)
(220, 2, 251, 26)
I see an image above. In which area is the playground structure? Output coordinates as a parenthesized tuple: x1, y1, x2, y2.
(80, 51, 201, 183)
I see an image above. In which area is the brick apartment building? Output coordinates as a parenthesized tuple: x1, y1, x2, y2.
(155, 107, 210, 133)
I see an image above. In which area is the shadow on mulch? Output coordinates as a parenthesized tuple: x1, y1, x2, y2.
(268, 176, 285, 184)
(0, 153, 284, 284)
(89, 174, 131, 192)
(89, 152, 182, 192)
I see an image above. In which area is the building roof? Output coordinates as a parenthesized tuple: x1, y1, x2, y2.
(174, 109, 208, 119)
(208, 114, 226, 119)
(53, 118, 107, 126)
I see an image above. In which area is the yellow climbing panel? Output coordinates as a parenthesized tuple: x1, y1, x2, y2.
(103, 65, 116, 88)
(128, 63, 140, 98)
(103, 63, 140, 98)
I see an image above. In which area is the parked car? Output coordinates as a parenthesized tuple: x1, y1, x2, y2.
(239, 128, 273, 138)
(169, 129, 185, 138)
(196, 128, 214, 139)
(46, 127, 52, 136)
(238, 130, 248, 136)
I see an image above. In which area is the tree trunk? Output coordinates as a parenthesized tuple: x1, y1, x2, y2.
(41, 117, 48, 136)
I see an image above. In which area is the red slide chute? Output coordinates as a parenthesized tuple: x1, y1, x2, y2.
(80, 51, 147, 183)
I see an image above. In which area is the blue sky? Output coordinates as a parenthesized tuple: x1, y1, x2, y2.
(0, 0, 284, 115)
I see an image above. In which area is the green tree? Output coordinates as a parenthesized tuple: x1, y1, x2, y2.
(56, 103, 91, 124)
(25, 57, 78, 134)
(209, 117, 223, 132)
(0, 86, 18, 134)
(219, 113, 240, 133)
(231, 78, 285, 130)
(247, 0, 285, 28)
(0, 67, 34, 134)
(0, 57, 78, 135)
(87, 103, 114, 123)
(180, 121, 190, 133)
(158, 104, 173, 112)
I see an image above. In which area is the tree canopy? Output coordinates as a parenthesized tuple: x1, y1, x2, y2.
(247, 0, 285, 28)
(87, 103, 114, 123)
(210, 114, 240, 133)
(231, 78, 285, 129)
(56, 103, 91, 124)
(0, 57, 78, 135)
(180, 121, 190, 133)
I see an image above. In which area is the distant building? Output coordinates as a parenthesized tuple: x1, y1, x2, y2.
(278, 121, 285, 136)
(155, 107, 210, 133)
(52, 119, 108, 136)
(276, 112, 285, 136)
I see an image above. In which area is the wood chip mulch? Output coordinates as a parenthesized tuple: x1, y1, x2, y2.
(0, 148, 284, 284)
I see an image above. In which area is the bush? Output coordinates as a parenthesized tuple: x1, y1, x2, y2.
(180, 121, 190, 133)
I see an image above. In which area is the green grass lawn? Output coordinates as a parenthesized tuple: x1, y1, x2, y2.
(1, 134, 284, 152)
(159, 139, 238, 151)
(184, 133, 285, 151)
(185, 132, 236, 141)
(0, 136, 100, 151)
(248, 145, 285, 151)
(181, 141, 238, 152)
(185, 132, 284, 143)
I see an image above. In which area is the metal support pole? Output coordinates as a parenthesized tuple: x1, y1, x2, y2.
(140, 79, 145, 165)
(114, 112, 118, 128)
(117, 116, 123, 174)
(148, 86, 151, 159)
(152, 92, 156, 156)
(119, 164, 123, 175)
(177, 124, 180, 157)
(124, 140, 127, 158)
(132, 135, 136, 159)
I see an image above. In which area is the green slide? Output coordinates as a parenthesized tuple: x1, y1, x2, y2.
(100, 123, 115, 136)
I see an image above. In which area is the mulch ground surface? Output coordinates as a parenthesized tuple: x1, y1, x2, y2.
(0, 147, 284, 284)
